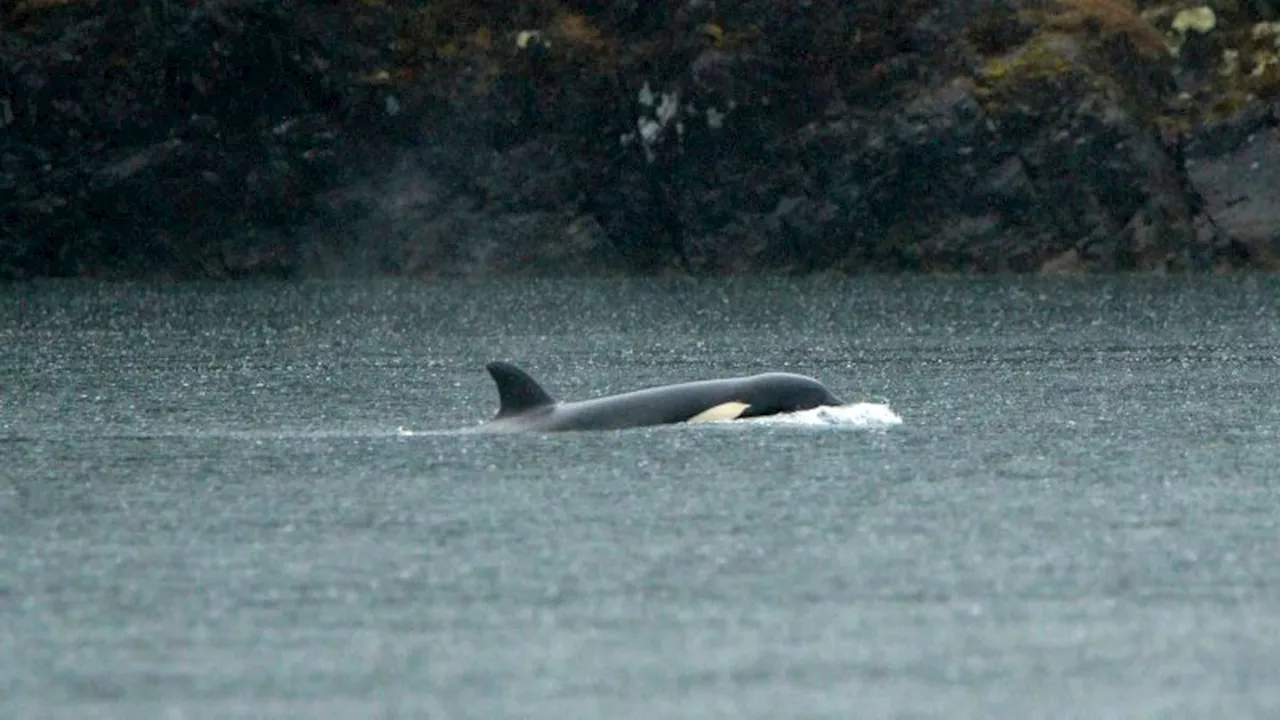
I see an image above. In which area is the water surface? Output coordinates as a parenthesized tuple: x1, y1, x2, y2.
(3, 276, 1279, 719)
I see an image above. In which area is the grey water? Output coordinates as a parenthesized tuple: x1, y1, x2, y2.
(2, 276, 1279, 719)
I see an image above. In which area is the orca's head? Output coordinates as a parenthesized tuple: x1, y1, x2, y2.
(739, 373, 842, 417)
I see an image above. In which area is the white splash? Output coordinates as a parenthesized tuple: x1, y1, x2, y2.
(742, 402, 903, 429)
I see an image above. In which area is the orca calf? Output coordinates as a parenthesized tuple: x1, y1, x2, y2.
(478, 361, 843, 433)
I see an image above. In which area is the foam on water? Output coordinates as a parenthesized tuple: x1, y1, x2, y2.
(740, 402, 903, 429)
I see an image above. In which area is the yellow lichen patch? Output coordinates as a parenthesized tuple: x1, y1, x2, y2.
(515, 30, 542, 50)
(1171, 7, 1216, 35)
(356, 69, 394, 85)
(979, 34, 1076, 86)
(698, 23, 725, 45)
(973, 32, 1099, 118)
(1250, 50, 1279, 76)
(1198, 20, 1280, 115)
(1135, 0, 1280, 126)
(981, 57, 1010, 80)
(1253, 22, 1280, 45)
(1222, 47, 1241, 75)
(969, 0, 1182, 125)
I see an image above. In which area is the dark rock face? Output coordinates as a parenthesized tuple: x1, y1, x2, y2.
(2, 1, 370, 277)
(1, 0, 1276, 278)
(1183, 103, 1280, 268)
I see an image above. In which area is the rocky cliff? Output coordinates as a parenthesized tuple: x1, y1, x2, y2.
(3, 0, 1278, 278)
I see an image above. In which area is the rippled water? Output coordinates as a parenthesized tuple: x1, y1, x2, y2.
(2, 276, 1279, 719)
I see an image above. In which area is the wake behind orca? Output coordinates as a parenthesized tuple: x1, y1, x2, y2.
(477, 361, 844, 433)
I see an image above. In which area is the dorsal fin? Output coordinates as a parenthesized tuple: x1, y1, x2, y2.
(486, 361, 556, 417)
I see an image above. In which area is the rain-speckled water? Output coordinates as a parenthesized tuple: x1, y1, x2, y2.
(2, 276, 1279, 719)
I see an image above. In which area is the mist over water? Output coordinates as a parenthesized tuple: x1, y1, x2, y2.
(3, 276, 1279, 719)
